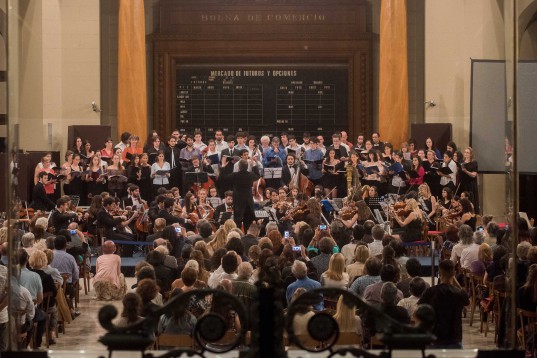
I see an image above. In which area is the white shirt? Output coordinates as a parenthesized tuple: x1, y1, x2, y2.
(397, 295, 420, 317)
(440, 160, 458, 186)
(368, 240, 383, 257)
(215, 141, 228, 152)
(460, 243, 480, 269)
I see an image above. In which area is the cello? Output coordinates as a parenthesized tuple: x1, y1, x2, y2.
(291, 153, 314, 197)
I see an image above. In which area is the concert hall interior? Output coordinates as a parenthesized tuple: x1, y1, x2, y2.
(0, 0, 536, 356)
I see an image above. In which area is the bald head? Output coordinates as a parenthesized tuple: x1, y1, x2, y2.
(102, 240, 116, 254)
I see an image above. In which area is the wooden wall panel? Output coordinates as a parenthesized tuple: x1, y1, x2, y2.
(150, 0, 372, 141)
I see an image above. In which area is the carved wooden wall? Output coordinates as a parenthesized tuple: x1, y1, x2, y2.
(150, 0, 372, 140)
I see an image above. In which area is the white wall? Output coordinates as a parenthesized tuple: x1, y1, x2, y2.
(12, 0, 100, 153)
(424, 0, 509, 217)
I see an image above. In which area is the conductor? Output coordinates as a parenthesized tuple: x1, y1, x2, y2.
(231, 159, 258, 231)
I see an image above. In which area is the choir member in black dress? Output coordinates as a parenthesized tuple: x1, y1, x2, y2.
(68, 154, 86, 205)
(128, 154, 152, 201)
(459, 147, 480, 214)
(321, 148, 344, 198)
(84, 155, 106, 201)
(423, 149, 441, 198)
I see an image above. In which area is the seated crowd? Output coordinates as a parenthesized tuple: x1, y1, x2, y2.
(3, 127, 536, 352)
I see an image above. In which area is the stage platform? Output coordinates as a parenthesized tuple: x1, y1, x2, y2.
(90, 253, 439, 279)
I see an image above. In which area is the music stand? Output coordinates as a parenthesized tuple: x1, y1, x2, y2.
(186, 171, 208, 188)
(218, 211, 233, 224)
(263, 167, 283, 179)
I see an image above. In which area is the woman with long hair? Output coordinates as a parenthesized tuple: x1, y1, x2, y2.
(72, 136, 83, 155)
(84, 154, 106, 200)
(406, 156, 425, 190)
(100, 137, 114, 162)
(392, 199, 424, 243)
(122, 135, 143, 167)
(346, 245, 370, 283)
(332, 295, 362, 335)
(207, 228, 227, 256)
(151, 150, 170, 197)
(471, 243, 493, 276)
(68, 153, 86, 204)
(425, 137, 442, 160)
(321, 253, 349, 289)
(423, 149, 441, 198)
(106, 153, 127, 198)
(80, 139, 95, 166)
(460, 147, 480, 214)
(321, 148, 343, 198)
(517, 264, 537, 312)
(115, 293, 142, 327)
(459, 198, 476, 231)
(418, 183, 437, 223)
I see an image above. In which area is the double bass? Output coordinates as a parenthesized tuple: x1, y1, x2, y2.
(290, 151, 314, 197)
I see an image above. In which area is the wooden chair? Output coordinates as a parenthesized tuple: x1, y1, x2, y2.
(517, 309, 537, 352)
(333, 331, 362, 347)
(39, 291, 54, 348)
(493, 290, 508, 343)
(468, 273, 485, 327)
(78, 251, 91, 295)
(154, 333, 194, 350)
(285, 334, 323, 350)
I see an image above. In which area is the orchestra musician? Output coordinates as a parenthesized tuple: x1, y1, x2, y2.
(30, 172, 56, 212)
(97, 196, 138, 256)
(213, 190, 234, 225)
(34, 155, 57, 204)
(391, 198, 424, 243)
(49, 196, 78, 233)
(458, 198, 476, 231)
(418, 183, 437, 224)
(158, 197, 188, 227)
(281, 153, 309, 188)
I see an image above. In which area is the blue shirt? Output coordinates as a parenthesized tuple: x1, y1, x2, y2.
(286, 277, 324, 311)
(349, 275, 381, 296)
(20, 267, 43, 300)
(303, 148, 324, 180)
(263, 147, 287, 167)
(51, 250, 79, 283)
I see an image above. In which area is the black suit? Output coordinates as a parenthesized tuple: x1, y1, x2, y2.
(96, 208, 134, 242)
(220, 148, 239, 159)
(165, 146, 182, 189)
(49, 210, 77, 233)
(281, 163, 309, 187)
(213, 203, 233, 225)
(231, 169, 257, 230)
(30, 182, 56, 211)
(157, 208, 185, 226)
